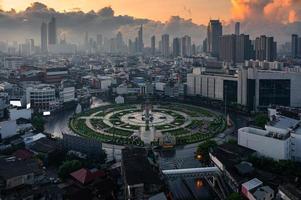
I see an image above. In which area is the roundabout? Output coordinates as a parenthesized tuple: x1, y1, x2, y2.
(69, 102, 227, 146)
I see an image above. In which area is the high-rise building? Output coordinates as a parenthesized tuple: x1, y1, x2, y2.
(207, 20, 222, 57)
(41, 22, 48, 53)
(235, 22, 240, 35)
(116, 32, 124, 53)
(158, 40, 162, 54)
(255, 35, 277, 61)
(48, 17, 57, 45)
(172, 38, 181, 57)
(219, 34, 237, 64)
(236, 34, 253, 63)
(161, 34, 170, 57)
(181, 35, 192, 57)
(219, 34, 253, 64)
(202, 38, 207, 53)
(137, 25, 144, 53)
(291, 34, 301, 58)
(96, 34, 103, 51)
(192, 44, 196, 56)
(151, 36, 156, 55)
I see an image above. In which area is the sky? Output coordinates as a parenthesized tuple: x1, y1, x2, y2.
(2, 0, 232, 24)
(0, 0, 301, 45)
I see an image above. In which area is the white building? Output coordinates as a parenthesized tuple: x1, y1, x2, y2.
(241, 178, 274, 200)
(98, 76, 113, 90)
(238, 127, 291, 160)
(238, 109, 301, 161)
(187, 63, 301, 110)
(60, 87, 75, 103)
(26, 84, 58, 112)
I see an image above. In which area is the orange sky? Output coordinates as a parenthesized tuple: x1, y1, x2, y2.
(2, 0, 232, 24)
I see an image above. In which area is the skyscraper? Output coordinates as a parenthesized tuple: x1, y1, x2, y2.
(292, 34, 301, 58)
(48, 17, 57, 45)
(181, 35, 192, 57)
(173, 38, 181, 57)
(137, 25, 144, 53)
(116, 32, 124, 52)
(151, 36, 156, 55)
(161, 34, 170, 57)
(207, 20, 222, 57)
(219, 34, 253, 64)
(236, 34, 253, 63)
(235, 22, 240, 35)
(192, 44, 196, 56)
(219, 34, 237, 64)
(255, 35, 277, 61)
(96, 34, 103, 52)
(41, 22, 48, 53)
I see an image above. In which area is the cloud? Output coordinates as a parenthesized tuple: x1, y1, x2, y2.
(231, 0, 301, 23)
(117, 16, 206, 45)
(97, 6, 114, 17)
(228, 0, 301, 43)
(0, 1, 300, 46)
(0, 2, 206, 46)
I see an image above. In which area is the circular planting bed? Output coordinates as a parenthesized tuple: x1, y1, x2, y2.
(70, 103, 227, 146)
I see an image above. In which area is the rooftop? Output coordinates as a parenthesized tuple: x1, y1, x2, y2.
(121, 147, 163, 186)
(70, 168, 105, 185)
(0, 158, 41, 179)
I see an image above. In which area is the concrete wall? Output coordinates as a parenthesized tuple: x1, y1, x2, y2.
(238, 127, 290, 160)
(0, 120, 17, 139)
(9, 108, 32, 120)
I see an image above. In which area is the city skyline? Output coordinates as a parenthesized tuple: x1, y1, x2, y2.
(0, 1, 300, 45)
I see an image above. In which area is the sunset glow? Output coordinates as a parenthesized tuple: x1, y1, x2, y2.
(2, 0, 232, 24)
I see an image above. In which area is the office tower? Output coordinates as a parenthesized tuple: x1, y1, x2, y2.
(202, 38, 207, 53)
(48, 17, 57, 45)
(41, 22, 48, 53)
(29, 39, 35, 54)
(173, 38, 181, 57)
(181, 35, 192, 57)
(255, 35, 277, 61)
(116, 32, 124, 52)
(192, 44, 196, 56)
(137, 25, 144, 53)
(85, 32, 89, 45)
(207, 20, 222, 57)
(96, 34, 103, 51)
(291, 34, 301, 58)
(128, 39, 135, 54)
(161, 34, 170, 57)
(151, 36, 156, 55)
(236, 34, 253, 63)
(219, 34, 237, 64)
(235, 22, 240, 35)
(266, 37, 277, 62)
(158, 40, 162, 54)
(219, 34, 253, 64)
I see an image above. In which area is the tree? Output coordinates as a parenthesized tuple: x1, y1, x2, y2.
(254, 113, 269, 128)
(99, 150, 107, 164)
(58, 160, 82, 179)
(32, 114, 45, 132)
(196, 140, 217, 163)
(227, 193, 243, 200)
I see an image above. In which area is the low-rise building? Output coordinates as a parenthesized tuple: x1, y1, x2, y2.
(0, 158, 43, 190)
(121, 147, 164, 200)
(238, 108, 301, 161)
(26, 84, 59, 113)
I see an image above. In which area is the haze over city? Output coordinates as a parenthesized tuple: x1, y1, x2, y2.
(0, 1, 300, 44)
(1, 1, 301, 200)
